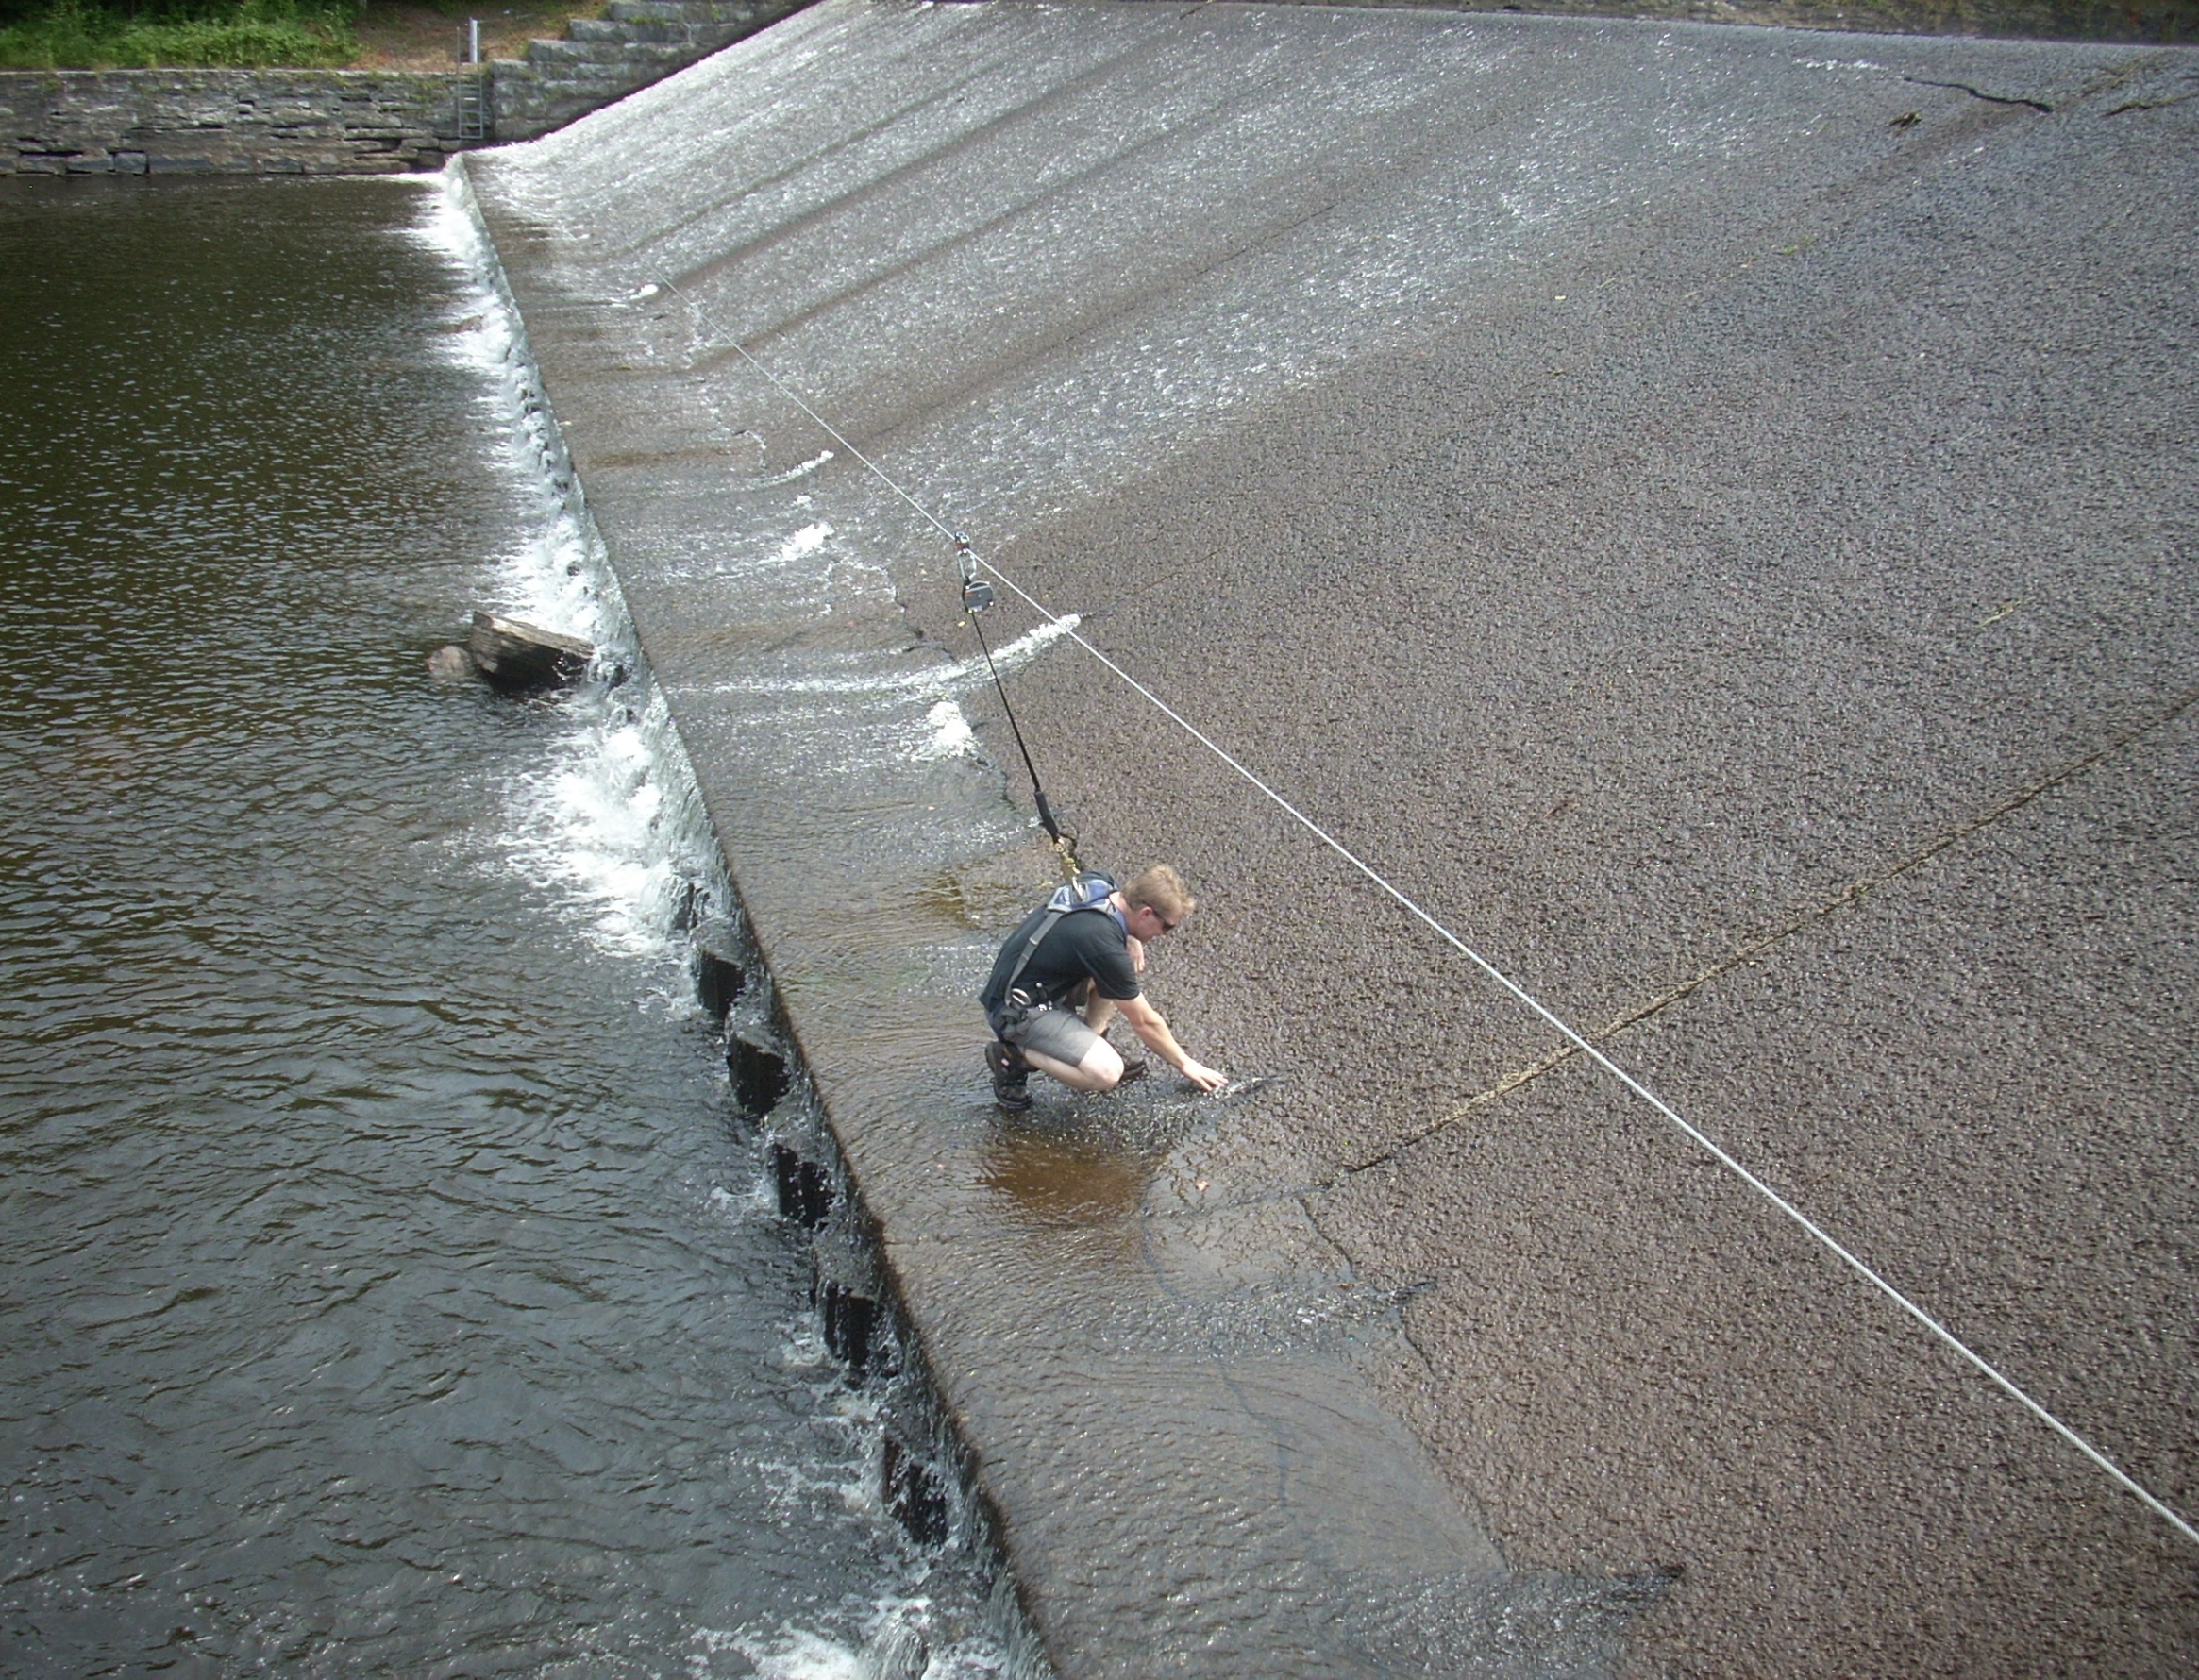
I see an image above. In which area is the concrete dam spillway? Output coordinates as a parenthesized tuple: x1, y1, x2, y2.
(459, 4, 2198, 1674)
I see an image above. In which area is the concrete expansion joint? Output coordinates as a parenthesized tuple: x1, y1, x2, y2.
(1330, 679, 2199, 1183)
(1901, 75, 2054, 113)
(2104, 88, 2199, 115)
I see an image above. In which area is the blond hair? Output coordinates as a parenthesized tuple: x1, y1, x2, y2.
(1122, 864, 1194, 923)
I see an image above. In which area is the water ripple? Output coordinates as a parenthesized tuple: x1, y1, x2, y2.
(0, 176, 1002, 1679)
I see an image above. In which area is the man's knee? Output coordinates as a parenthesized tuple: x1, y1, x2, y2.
(1079, 1038, 1125, 1090)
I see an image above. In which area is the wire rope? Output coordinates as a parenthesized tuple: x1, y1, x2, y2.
(655, 277, 2199, 1552)
(965, 593, 1071, 859)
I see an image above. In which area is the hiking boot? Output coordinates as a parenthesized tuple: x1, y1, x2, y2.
(985, 1040, 1032, 1111)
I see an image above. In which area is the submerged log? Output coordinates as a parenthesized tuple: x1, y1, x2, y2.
(466, 611, 593, 692)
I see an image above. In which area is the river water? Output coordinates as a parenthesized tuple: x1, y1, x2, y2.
(0, 175, 1003, 1679)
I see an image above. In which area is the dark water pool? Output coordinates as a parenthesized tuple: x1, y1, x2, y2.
(0, 174, 999, 1680)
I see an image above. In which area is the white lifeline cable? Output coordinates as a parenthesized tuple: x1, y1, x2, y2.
(663, 279, 2199, 1551)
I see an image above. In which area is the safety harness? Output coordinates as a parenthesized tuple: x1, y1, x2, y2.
(989, 871, 1120, 1032)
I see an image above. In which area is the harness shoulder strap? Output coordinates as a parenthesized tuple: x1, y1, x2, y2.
(999, 903, 1071, 1002)
(999, 874, 1117, 1003)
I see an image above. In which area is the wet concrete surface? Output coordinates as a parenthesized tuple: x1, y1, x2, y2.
(1247, 0, 2198, 47)
(462, 3, 2197, 1672)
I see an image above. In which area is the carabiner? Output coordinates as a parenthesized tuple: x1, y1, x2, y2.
(955, 535, 995, 613)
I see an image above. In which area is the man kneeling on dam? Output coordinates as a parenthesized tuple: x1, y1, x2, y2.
(982, 864, 1228, 1110)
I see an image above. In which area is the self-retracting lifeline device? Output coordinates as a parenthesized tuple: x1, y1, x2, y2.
(957, 536, 1082, 882)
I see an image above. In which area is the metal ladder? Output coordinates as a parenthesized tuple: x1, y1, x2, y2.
(455, 20, 489, 143)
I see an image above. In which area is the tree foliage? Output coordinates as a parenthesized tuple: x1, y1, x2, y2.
(0, 0, 363, 67)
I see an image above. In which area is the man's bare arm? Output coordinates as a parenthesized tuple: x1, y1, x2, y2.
(1114, 994, 1226, 1092)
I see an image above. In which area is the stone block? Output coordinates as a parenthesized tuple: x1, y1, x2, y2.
(525, 37, 625, 65)
(613, 19, 704, 42)
(620, 52, 686, 73)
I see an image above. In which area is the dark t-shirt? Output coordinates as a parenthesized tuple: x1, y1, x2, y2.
(980, 903, 1140, 1015)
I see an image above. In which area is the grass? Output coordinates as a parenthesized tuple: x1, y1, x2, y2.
(0, 0, 606, 67)
(0, 0, 361, 67)
(0, 0, 369, 68)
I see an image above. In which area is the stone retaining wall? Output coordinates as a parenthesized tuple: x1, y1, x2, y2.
(493, 0, 808, 143)
(1, 0, 813, 175)
(1, 69, 475, 175)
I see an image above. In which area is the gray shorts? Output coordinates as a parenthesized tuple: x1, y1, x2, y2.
(997, 1002, 1102, 1069)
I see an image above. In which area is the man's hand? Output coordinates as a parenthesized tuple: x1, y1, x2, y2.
(1126, 934, 1147, 975)
(1117, 995, 1223, 1091)
(1178, 1059, 1228, 1094)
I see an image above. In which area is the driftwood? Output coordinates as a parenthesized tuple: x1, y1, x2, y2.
(465, 611, 593, 692)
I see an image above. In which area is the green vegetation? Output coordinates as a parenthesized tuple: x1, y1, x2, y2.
(0, 0, 361, 69)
